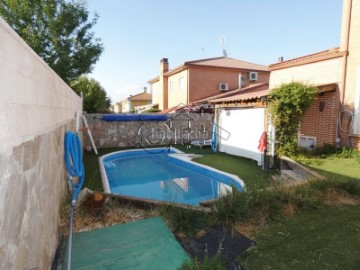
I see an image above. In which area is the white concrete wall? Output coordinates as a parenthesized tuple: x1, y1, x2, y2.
(0, 18, 82, 269)
(218, 108, 265, 165)
(269, 58, 342, 89)
(0, 19, 82, 153)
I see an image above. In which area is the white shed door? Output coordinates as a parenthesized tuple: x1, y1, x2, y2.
(218, 108, 265, 165)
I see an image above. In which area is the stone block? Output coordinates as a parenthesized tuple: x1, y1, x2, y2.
(2, 173, 28, 245)
(12, 144, 23, 168)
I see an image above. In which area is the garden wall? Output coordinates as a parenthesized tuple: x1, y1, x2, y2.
(0, 18, 82, 269)
(83, 113, 213, 149)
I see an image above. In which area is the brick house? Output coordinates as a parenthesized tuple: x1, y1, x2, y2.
(206, 0, 360, 164)
(148, 57, 270, 111)
(269, 0, 360, 150)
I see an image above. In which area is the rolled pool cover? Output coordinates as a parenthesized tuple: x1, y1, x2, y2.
(101, 114, 168, 122)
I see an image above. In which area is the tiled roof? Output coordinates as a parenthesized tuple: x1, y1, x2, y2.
(148, 57, 269, 83)
(160, 105, 186, 114)
(194, 83, 268, 104)
(269, 47, 346, 71)
(186, 57, 269, 71)
(209, 84, 269, 104)
(209, 82, 337, 104)
(148, 76, 159, 83)
(127, 92, 152, 101)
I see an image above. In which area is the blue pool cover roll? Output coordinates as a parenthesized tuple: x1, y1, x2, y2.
(102, 114, 168, 122)
(64, 131, 84, 203)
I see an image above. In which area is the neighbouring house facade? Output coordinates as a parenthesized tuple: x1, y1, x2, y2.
(207, 0, 360, 166)
(269, 0, 360, 150)
(148, 57, 270, 111)
(112, 103, 121, 113)
(115, 90, 152, 113)
(269, 49, 344, 149)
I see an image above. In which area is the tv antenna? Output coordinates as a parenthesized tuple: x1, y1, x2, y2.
(219, 35, 228, 57)
(200, 47, 205, 57)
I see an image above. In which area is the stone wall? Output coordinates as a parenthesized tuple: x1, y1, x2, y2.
(0, 18, 82, 269)
(83, 113, 214, 149)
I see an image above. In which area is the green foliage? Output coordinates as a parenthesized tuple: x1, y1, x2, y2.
(180, 253, 226, 270)
(160, 205, 214, 236)
(335, 147, 360, 162)
(214, 187, 251, 226)
(307, 178, 360, 196)
(214, 177, 360, 228)
(144, 108, 162, 113)
(268, 82, 317, 155)
(71, 76, 111, 113)
(293, 145, 360, 164)
(0, 0, 103, 83)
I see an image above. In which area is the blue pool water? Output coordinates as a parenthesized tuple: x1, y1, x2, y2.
(100, 148, 244, 206)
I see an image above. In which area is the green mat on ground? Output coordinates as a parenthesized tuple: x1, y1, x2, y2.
(63, 216, 189, 270)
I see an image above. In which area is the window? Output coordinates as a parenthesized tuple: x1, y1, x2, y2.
(179, 77, 184, 90)
(169, 81, 173, 93)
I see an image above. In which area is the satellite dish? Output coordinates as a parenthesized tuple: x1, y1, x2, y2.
(222, 49, 228, 57)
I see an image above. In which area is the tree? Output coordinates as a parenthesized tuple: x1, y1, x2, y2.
(0, 0, 103, 83)
(71, 76, 111, 113)
(268, 82, 317, 155)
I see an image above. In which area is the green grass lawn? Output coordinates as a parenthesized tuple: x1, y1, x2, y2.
(83, 146, 360, 270)
(193, 152, 272, 191)
(241, 205, 360, 270)
(239, 156, 360, 270)
(299, 157, 360, 181)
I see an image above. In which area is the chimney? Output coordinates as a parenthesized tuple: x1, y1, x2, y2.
(159, 58, 169, 110)
(143, 87, 147, 93)
(160, 58, 169, 75)
(278, 56, 284, 62)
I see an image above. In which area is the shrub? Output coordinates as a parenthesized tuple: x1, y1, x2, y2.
(308, 178, 360, 196)
(160, 205, 213, 236)
(214, 187, 251, 227)
(268, 82, 317, 155)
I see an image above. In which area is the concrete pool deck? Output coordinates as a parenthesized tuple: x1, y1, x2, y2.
(63, 217, 189, 269)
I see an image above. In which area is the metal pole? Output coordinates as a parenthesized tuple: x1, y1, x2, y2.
(67, 202, 75, 270)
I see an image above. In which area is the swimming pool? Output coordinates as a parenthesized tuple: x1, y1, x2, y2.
(99, 148, 244, 206)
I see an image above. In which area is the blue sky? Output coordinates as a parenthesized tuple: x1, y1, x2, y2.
(86, 0, 343, 103)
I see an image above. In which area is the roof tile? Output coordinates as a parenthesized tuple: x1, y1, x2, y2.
(194, 83, 268, 104)
(269, 47, 344, 70)
(186, 57, 269, 71)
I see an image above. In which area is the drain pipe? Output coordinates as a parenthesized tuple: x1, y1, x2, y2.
(67, 202, 75, 270)
(338, 0, 352, 146)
